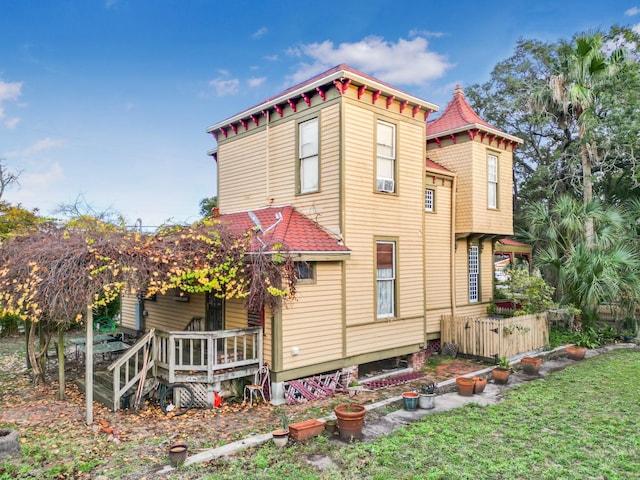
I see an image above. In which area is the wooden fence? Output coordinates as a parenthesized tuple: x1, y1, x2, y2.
(441, 312, 549, 360)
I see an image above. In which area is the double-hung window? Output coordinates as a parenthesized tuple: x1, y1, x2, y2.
(299, 118, 319, 193)
(376, 241, 396, 318)
(468, 245, 479, 303)
(376, 121, 396, 193)
(487, 154, 498, 209)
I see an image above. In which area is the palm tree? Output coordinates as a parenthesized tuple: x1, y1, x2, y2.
(519, 195, 640, 326)
(533, 33, 624, 245)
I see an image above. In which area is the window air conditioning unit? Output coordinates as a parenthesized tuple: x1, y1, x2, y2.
(377, 178, 395, 192)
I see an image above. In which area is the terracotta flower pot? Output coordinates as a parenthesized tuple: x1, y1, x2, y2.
(271, 429, 289, 448)
(456, 377, 475, 396)
(401, 391, 419, 411)
(521, 356, 542, 374)
(492, 367, 511, 384)
(566, 345, 587, 360)
(334, 404, 367, 440)
(472, 376, 487, 394)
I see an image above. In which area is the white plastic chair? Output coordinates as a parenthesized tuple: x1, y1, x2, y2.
(243, 364, 270, 406)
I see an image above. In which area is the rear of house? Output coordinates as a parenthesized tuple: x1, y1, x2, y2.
(120, 65, 522, 404)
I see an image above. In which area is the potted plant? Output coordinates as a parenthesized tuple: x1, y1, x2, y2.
(455, 376, 475, 396)
(472, 376, 487, 394)
(418, 382, 437, 409)
(566, 329, 598, 360)
(271, 411, 289, 448)
(520, 356, 542, 374)
(492, 357, 512, 384)
(334, 403, 367, 440)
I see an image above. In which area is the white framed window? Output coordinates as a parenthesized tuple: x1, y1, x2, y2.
(469, 245, 479, 303)
(376, 121, 395, 193)
(376, 241, 396, 318)
(425, 188, 435, 212)
(488, 154, 498, 209)
(299, 118, 319, 193)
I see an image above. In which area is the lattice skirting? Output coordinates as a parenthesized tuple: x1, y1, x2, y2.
(176, 383, 215, 409)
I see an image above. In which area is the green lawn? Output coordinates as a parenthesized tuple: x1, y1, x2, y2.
(192, 348, 640, 480)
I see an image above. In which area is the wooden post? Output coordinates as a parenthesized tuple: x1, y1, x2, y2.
(85, 307, 93, 425)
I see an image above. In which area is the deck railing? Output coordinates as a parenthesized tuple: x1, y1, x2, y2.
(155, 327, 263, 384)
(107, 328, 155, 411)
(441, 312, 549, 360)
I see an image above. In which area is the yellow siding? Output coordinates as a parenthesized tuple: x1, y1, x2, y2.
(425, 178, 453, 314)
(140, 293, 206, 331)
(427, 137, 513, 235)
(218, 104, 341, 235)
(341, 99, 426, 355)
(224, 298, 247, 330)
(120, 293, 138, 330)
(454, 239, 471, 306)
(480, 238, 494, 303)
(280, 262, 343, 370)
(218, 130, 268, 210)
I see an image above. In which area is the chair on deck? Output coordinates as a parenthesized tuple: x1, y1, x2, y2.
(243, 363, 270, 406)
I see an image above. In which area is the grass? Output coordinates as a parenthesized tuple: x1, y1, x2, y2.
(194, 348, 640, 479)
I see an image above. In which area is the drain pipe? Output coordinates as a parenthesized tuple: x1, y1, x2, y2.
(450, 175, 457, 318)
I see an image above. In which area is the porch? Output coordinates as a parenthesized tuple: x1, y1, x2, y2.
(98, 326, 263, 411)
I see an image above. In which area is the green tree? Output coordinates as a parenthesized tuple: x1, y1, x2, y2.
(199, 196, 218, 217)
(519, 195, 640, 327)
(533, 32, 625, 244)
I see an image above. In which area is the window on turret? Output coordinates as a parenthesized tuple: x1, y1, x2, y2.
(376, 121, 396, 193)
(425, 188, 435, 212)
(299, 118, 319, 194)
(488, 154, 498, 209)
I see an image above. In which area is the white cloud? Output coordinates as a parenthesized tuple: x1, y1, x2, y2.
(252, 27, 268, 39)
(209, 77, 240, 96)
(248, 77, 266, 88)
(4, 137, 66, 159)
(264, 54, 279, 62)
(625, 7, 640, 16)
(0, 80, 22, 102)
(286, 36, 452, 86)
(409, 29, 445, 38)
(4, 117, 20, 129)
(21, 162, 64, 189)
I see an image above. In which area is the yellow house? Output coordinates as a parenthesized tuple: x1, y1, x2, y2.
(119, 65, 522, 406)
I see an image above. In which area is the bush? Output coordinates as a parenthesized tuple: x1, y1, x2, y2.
(0, 313, 22, 337)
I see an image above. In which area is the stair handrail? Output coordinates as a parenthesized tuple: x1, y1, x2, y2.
(107, 328, 156, 411)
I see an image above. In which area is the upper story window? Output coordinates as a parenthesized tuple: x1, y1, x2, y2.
(299, 118, 319, 194)
(376, 241, 396, 318)
(487, 153, 498, 209)
(425, 188, 435, 212)
(376, 121, 396, 193)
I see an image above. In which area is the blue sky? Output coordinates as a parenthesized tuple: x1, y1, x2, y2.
(1, 1, 638, 228)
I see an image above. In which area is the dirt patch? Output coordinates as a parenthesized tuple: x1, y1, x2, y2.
(0, 335, 486, 479)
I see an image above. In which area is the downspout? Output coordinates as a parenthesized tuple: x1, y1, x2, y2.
(265, 110, 270, 204)
(450, 175, 457, 318)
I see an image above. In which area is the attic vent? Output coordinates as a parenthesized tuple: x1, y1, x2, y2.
(376, 178, 395, 193)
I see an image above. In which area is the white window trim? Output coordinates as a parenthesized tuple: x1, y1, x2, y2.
(488, 154, 498, 209)
(425, 188, 435, 212)
(376, 241, 396, 318)
(376, 120, 396, 193)
(299, 118, 319, 194)
(469, 245, 479, 303)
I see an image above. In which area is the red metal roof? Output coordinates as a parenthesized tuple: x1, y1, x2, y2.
(425, 157, 452, 173)
(426, 85, 496, 136)
(217, 206, 350, 255)
(497, 238, 530, 247)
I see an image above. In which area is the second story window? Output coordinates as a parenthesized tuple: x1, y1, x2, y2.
(376, 120, 396, 193)
(299, 118, 319, 194)
(488, 153, 498, 209)
(425, 188, 435, 212)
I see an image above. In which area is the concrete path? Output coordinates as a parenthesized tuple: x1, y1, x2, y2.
(163, 343, 636, 472)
